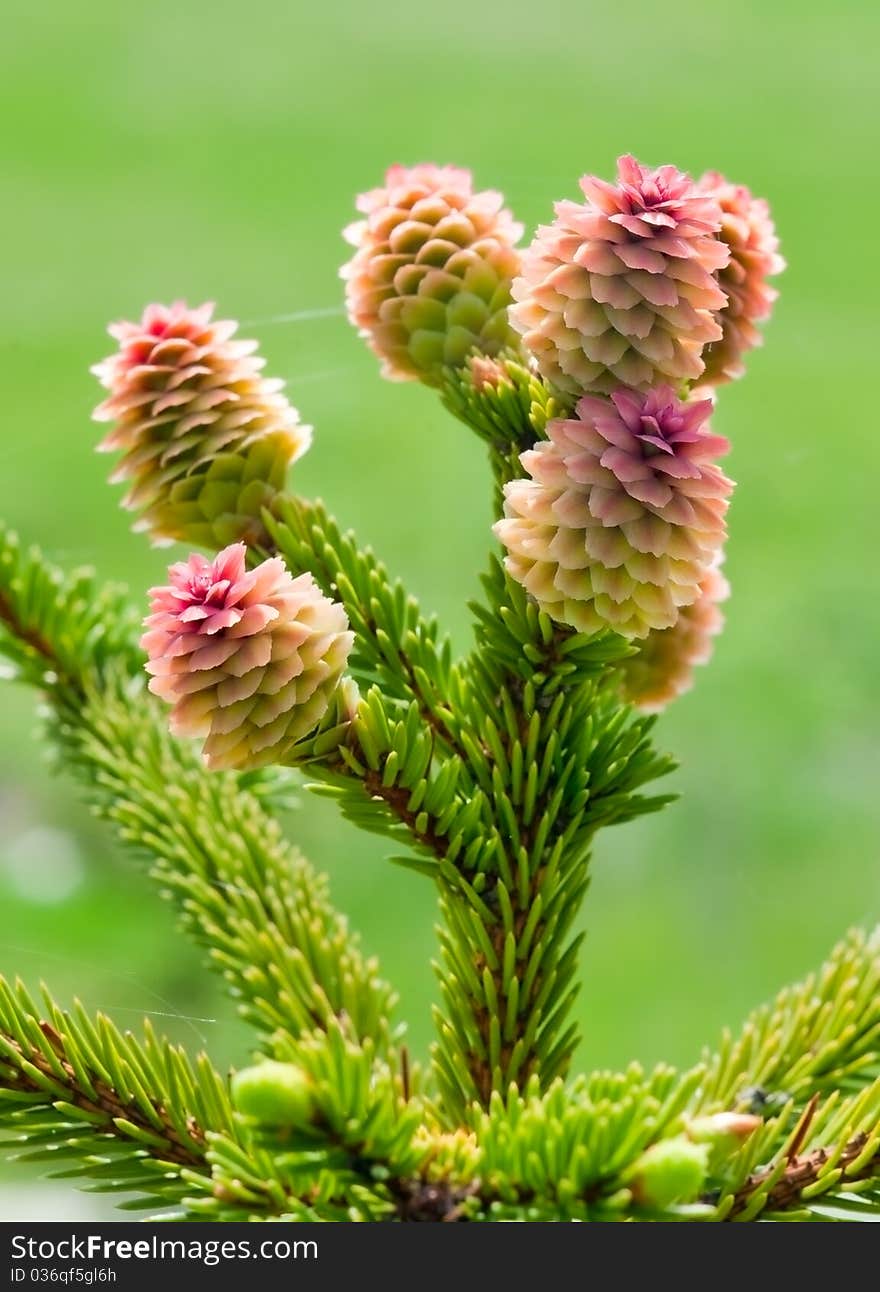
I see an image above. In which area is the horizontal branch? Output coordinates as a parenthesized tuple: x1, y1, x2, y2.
(731, 1130, 879, 1217)
(1, 1032, 204, 1172)
(63, 676, 397, 1051)
(0, 978, 233, 1210)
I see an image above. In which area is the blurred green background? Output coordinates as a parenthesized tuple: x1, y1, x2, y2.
(1, 0, 878, 1213)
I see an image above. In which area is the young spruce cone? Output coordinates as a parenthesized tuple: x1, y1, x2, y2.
(510, 156, 729, 395)
(342, 164, 522, 385)
(495, 385, 732, 638)
(142, 543, 352, 770)
(94, 301, 310, 548)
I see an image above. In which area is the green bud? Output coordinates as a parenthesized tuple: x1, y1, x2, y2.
(629, 1137, 709, 1209)
(231, 1061, 314, 1127)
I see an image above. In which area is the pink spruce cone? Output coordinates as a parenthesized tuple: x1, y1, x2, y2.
(510, 155, 730, 396)
(142, 544, 352, 771)
(619, 561, 729, 710)
(341, 164, 523, 385)
(697, 172, 785, 385)
(494, 386, 733, 638)
(94, 302, 311, 548)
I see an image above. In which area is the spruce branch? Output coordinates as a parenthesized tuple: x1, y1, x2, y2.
(685, 930, 880, 1220)
(0, 523, 141, 698)
(192, 1024, 426, 1221)
(263, 497, 467, 760)
(0, 977, 232, 1211)
(728, 1126, 878, 1214)
(431, 556, 676, 1116)
(253, 520, 674, 1118)
(305, 687, 496, 878)
(469, 1067, 880, 1221)
(710, 1077, 880, 1221)
(731, 1127, 880, 1219)
(2, 160, 850, 1224)
(60, 674, 398, 1052)
(467, 1066, 710, 1220)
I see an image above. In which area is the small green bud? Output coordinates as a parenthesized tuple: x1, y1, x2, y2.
(231, 1061, 314, 1127)
(629, 1137, 709, 1209)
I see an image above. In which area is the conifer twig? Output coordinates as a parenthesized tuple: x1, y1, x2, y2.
(730, 1131, 880, 1217)
(0, 979, 233, 1208)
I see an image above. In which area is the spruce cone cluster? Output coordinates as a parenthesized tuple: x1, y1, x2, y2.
(494, 387, 732, 638)
(341, 164, 522, 385)
(89, 154, 783, 755)
(142, 544, 352, 770)
(94, 302, 310, 548)
(491, 155, 782, 656)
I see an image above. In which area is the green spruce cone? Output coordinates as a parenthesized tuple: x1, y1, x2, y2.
(232, 1061, 315, 1127)
(628, 1138, 709, 1208)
